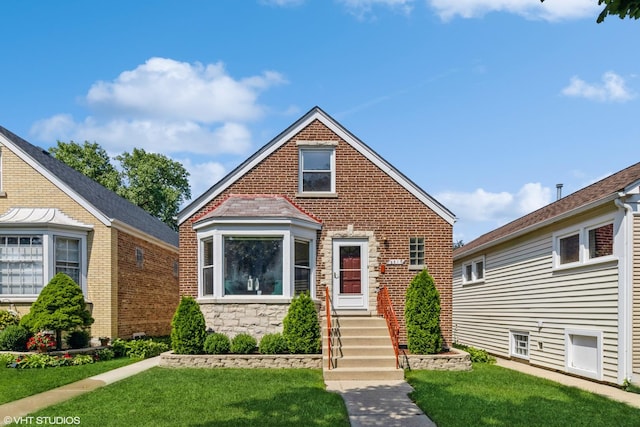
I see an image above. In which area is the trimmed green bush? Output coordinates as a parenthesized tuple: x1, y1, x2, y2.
(230, 333, 257, 354)
(283, 292, 321, 354)
(405, 269, 443, 354)
(203, 333, 230, 354)
(65, 329, 91, 349)
(0, 325, 32, 351)
(125, 339, 168, 358)
(259, 333, 288, 354)
(20, 273, 94, 350)
(0, 310, 20, 330)
(170, 296, 206, 354)
(111, 338, 128, 358)
(453, 343, 496, 363)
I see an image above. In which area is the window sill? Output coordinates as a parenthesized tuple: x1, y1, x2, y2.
(462, 279, 485, 286)
(553, 256, 617, 272)
(295, 192, 338, 198)
(0, 191, 6, 198)
(197, 297, 292, 304)
(0, 296, 38, 303)
(408, 265, 425, 271)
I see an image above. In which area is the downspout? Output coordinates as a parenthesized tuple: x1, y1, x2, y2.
(614, 194, 633, 385)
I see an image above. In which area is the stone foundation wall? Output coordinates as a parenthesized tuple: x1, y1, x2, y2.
(400, 348, 472, 371)
(160, 352, 322, 369)
(199, 302, 289, 340)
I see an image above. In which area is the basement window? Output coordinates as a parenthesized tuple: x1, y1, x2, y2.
(511, 331, 529, 360)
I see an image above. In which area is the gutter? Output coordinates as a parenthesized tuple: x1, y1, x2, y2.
(614, 193, 633, 385)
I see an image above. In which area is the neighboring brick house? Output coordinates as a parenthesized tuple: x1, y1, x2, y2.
(178, 107, 455, 346)
(0, 126, 179, 341)
(453, 161, 640, 386)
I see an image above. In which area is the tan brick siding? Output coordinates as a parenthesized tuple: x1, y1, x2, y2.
(116, 230, 179, 338)
(179, 120, 453, 347)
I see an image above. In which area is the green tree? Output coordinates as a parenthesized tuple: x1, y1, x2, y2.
(405, 270, 443, 354)
(20, 273, 94, 350)
(541, 0, 640, 22)
(116, 148, 191, 230)
(50, 142, 190, 230)
(282, 292, 321, 354)
(49, 141, 122, 192)
(170, 296, 206, 354)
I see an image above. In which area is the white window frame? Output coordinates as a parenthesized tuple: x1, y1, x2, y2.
(510, 330, 530, 360)
(565, 329, 603, 380)
(298, 146, 336, 195)
(462, 255, 485, 285)
(0, 229, 88, 299)
(552, 216, 616, 270)
(195, 223, 317, 302)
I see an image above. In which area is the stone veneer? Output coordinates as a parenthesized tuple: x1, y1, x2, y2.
(198, 302, 289, 340)
(400, 348, 472, 371)
(160, 352, 322, 369)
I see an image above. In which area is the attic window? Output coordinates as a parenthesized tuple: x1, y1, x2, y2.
(135, 247, 144, 268)
(299, 147, 335, 194)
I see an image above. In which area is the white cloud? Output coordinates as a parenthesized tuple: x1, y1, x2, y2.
(561, 71, 635, 102)
(438, 182, 552, 241)
(427, 0, 600, 21)
(338, 0, 414, 18)
(178, 158, 228, 202)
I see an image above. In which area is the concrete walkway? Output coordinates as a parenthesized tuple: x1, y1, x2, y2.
(325, 380, 436, 427)
(0, 356, 160, 425)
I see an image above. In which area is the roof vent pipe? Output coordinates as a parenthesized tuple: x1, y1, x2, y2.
(556, 183, 563, 201)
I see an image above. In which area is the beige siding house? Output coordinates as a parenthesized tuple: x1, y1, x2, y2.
(453, 162, 640, 386)
(0, 126, 179, 341)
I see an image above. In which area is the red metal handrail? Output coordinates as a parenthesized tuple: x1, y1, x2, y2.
(325, 286, 332, 370)
(377, 285, 400, 369)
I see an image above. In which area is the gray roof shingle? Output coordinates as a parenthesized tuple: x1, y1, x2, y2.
(0, 126, 178, 247)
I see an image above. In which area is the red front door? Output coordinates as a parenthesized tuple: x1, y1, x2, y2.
(339, 246, 361, 294)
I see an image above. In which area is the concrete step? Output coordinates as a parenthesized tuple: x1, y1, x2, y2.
(323, 367, 405, 381)
(323, 355, 397, 369)
(324, 345, 396, 357)
(332, 316, 388, 328)
(324, 326, 389, 337)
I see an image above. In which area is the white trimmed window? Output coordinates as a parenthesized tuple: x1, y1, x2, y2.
(0, 232, 87, 296)
(553, 218, 615, 269)
(202, 238, 213, 296)
(511, 331, 529, 359)
(409, 237, 425, 269)
(299, 147, 335, 194)
(565, 329, 602, 380)
(294, 240, 311, 295)
(462, 256, 485, 284)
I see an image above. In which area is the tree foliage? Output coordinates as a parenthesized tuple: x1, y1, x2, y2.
(50, 141, 190, 230)
(283, 292, 321, 354)
(20, 273, 94, 350)
(405, 269, 443, 354)
(541, 0, 640, 22)
(170, 296, 206, 354)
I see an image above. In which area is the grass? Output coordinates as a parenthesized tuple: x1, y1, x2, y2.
(0, 357, 136, 405)
(30, 368, 350, 427)
(407, 363, 640, 427)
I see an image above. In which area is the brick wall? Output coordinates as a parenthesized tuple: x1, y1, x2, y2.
(116, 230, 179, 338)
(179, 119, 453, 347)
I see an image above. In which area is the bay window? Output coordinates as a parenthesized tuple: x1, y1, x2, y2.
(223, 236, 283, 296)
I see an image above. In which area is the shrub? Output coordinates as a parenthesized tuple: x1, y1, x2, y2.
(171, 296, 206, 354)
(125, 339, 168, 359)
(0, 325, 32, 351)
(283, 292, 321, 354)
(65, 329, 91, 349)
(0, 353, 16, 367)
(26, 331, 56, 352)
(405, 269, 443, 354)
(453, 343, 496, 364)
(20, 273, 94, 349)
(203, 333, 230, 354)
(94, 348, 115, 361)
(111, 338, 128, 358)
(0, 310, 20, 330)
(259, 333, 288, 354)
(230, 333, 257, 354)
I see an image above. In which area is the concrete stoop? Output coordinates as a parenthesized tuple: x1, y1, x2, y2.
(323, 315, 404, 381)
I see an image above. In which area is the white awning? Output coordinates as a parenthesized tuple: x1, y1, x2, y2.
(0, 208, 94, 231)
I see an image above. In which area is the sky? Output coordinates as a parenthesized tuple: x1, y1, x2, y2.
(0, 0, 638, 243)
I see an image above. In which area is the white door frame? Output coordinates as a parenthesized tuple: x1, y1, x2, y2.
(332, 238, 369, 310)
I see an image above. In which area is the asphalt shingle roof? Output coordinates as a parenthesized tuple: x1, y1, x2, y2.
(454, 161, 640, 260)
(0, 126, 178, 247)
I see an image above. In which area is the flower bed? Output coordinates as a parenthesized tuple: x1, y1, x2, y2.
(400, 347, 472, 371)
(160, 351, 322, 369)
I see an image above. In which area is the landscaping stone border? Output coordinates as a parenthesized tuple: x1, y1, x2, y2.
(159, 351, 322, 369)
(400, 348, 472, 371)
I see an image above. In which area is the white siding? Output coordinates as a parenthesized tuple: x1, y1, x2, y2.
(454, 228, 620, 383)
(633, 215, 640, 378)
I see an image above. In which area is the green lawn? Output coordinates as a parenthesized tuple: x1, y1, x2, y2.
(0, 358, 135, 405)
(30, 368, 350, 427)
(407, 363, 640, 427)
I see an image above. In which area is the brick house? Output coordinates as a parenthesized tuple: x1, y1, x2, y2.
(0, 126, 179, 341)
(177, 107, 455, 347)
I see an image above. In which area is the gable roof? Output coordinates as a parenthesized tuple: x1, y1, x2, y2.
(454, 161, 640, 260)
(178, 106, 455, 226)
(0, 126, 178, 248)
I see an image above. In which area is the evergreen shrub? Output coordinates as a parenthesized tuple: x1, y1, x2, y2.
(283, 292, 320, 354)
(0, 325, 31, 351)
(230, 333, 257, 354)
(203, 333, 230, 354)
(65, 330, 91, 349)
(405, 269, 443, 354)
(170, 296, 206, 354)
(259, 333, 288, 354)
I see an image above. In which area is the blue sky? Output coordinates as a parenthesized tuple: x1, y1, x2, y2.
(1, 0, 637, 242)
